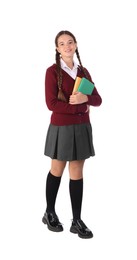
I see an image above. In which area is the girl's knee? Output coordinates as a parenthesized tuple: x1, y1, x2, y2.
(51, 160, 66, 177)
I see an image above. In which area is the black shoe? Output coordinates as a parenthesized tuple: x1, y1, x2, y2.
(42, 212, 63, 232)
(70, 219, 93, 239)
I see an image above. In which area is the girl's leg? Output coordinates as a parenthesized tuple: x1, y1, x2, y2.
(42, 159, 66, 232)
(69, 160, 85, 220)
(69, 160, 93, 238)
(46, 159, 67, 213)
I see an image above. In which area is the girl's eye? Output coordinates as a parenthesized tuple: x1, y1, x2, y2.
(58, 40, 74, 47)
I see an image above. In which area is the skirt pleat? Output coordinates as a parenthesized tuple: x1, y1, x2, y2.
(44, 123, 95, 161)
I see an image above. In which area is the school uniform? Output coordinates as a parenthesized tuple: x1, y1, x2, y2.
(44, 60, 102, 161)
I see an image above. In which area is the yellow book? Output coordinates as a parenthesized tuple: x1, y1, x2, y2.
(72, 77, 82, 94)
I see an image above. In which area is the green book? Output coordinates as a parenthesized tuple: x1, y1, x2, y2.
(77, 77, 94, 95)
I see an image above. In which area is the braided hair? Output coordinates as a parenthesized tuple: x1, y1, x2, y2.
(55, 30, 91, 102)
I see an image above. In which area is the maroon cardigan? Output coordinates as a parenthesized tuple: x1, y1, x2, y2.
(45, 64, 102, 126)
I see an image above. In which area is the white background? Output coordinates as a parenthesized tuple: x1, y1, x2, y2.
(0, 0, 137, 259)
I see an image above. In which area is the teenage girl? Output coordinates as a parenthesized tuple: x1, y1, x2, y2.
(42, 30, 102, 239)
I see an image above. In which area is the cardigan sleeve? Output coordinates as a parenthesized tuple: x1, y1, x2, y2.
(87, 86, 102, 106)
(83, 68, 102, 107)
(45, 66, 87, 114)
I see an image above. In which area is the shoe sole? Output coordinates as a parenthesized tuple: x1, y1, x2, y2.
(42, 217, 63, 232)
(70, 226, 93, 239)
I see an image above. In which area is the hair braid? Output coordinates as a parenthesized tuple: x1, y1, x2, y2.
(75, 48, 91, 81)
(55, 50, 67, 102)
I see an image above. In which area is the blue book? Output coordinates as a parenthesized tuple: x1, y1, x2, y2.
(77, 77, 94, 95)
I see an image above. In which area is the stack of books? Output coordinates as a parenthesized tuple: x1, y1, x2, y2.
(72, 77, 94, 95)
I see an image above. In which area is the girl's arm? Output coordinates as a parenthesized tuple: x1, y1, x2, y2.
(45, 67, 87, 114)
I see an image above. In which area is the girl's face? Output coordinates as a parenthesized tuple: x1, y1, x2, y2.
(56, 34, 77, 60)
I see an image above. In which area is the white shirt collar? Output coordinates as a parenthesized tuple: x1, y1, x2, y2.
(60, 58, 78, 79)
(60, 58, 78, 70)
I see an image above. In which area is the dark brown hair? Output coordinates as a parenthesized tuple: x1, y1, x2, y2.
(55, 30, 90, 102)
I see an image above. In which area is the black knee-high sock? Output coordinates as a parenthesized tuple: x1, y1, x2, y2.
(46, 172, 61, 213)
(69, 178, 83, 220)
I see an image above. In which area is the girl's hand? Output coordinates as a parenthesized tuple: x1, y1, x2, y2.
(69, 92, 88, 104)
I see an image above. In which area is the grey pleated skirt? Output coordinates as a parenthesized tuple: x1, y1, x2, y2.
(44, 123, 95, 161)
